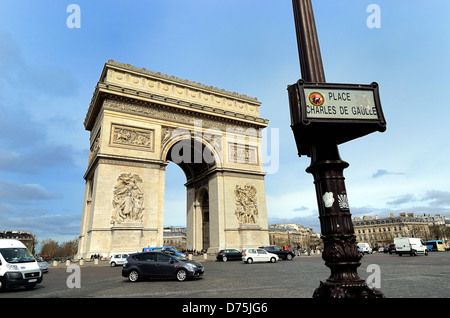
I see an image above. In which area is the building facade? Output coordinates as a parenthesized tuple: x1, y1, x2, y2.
(0, 230, 37, 254)
(162, 227, 187, 251)
(268, 224, 322, 250)
(352, 213, 438, 248)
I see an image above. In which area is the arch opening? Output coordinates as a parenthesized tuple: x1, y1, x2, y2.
(163, 137, 216, 252)
(164, 138, 217, 183)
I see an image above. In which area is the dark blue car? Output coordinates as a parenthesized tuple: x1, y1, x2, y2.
(122, 252, 204, 282)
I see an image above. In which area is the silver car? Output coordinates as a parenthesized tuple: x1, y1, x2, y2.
(36, 257, 50, 273)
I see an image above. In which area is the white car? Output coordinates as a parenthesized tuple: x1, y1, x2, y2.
(109, 253, 130, 267)
(242, 248, 279, 264)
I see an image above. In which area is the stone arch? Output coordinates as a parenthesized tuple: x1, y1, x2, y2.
(160, 129, 223, 168)
(76, 60, 270, 258)
(160, 133, 222, 183)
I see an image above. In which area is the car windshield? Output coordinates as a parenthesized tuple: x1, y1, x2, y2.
(0, 248, 36, 263)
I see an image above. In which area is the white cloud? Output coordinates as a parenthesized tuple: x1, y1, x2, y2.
(0, 179, 59, 203)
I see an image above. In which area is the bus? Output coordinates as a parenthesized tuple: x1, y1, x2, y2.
(423, 240, 445, 252)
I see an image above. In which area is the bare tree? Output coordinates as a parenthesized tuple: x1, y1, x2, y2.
(61, 238, 79, 258)
(40, 239, 60, 257)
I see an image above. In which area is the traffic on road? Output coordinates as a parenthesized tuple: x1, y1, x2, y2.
(1, 242, 449, 299)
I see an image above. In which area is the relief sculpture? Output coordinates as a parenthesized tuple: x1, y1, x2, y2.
(234, 184, 258, 224)
(111, 173, 144, 224)
(111, 124, 154, 151)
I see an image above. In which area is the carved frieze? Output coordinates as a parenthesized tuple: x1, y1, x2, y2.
(235, 184, 258, 224)
(111, 173, 145, 225)
(110, 124, 155, 151)
(103, 99, 263, 137)
(161, 126, 174, 146)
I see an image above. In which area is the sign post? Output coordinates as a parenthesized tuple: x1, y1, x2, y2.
(289, 0, 385, 298)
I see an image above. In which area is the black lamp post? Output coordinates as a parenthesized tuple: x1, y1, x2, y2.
(289, 0, 385, 298)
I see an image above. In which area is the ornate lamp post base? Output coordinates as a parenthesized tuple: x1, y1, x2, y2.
(306, 144, 384, 298)
(313, 235, 383, 298)
(314, 280, 383, 298)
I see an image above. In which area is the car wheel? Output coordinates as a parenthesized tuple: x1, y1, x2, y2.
(128, 270, 139, 282)
(176, 269, 188, 281)
(110, 262, 116, 267)
(223, 256, 227, 262)
(246, 258, 253, 264)
(286, 254, 293, 260)
(270, 257, 277, 263)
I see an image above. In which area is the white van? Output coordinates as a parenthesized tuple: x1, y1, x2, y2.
(0, 239, 43, 291)
(357, 242, 372, 254)
(394, 237, 428, 256)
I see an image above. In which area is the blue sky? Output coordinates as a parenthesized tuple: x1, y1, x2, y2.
(1, 1, 449, 245)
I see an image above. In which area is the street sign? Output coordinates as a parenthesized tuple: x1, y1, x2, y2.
(288, 80, 386, 156)
(290, 80, 385, 124)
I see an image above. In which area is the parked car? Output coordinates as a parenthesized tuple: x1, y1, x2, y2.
(122, 252, 204, 282)
(259, 245, 295, 260)
(216, 249, 242, 262)
(394, 237, 428, 256)
(109, 253, 130, 267)
(384, 244, 396, 254)
(242, 248, 279, 264)
(36, 257, 50, 273)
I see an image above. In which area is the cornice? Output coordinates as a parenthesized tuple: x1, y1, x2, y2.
(103, 60, 260, 104)
(84, 61, 269, 131)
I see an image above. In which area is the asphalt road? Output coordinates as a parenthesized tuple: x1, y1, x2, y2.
(2, 252, 450, 299)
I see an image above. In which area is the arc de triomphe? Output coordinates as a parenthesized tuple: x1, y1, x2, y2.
(76, 60, 270, 258)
